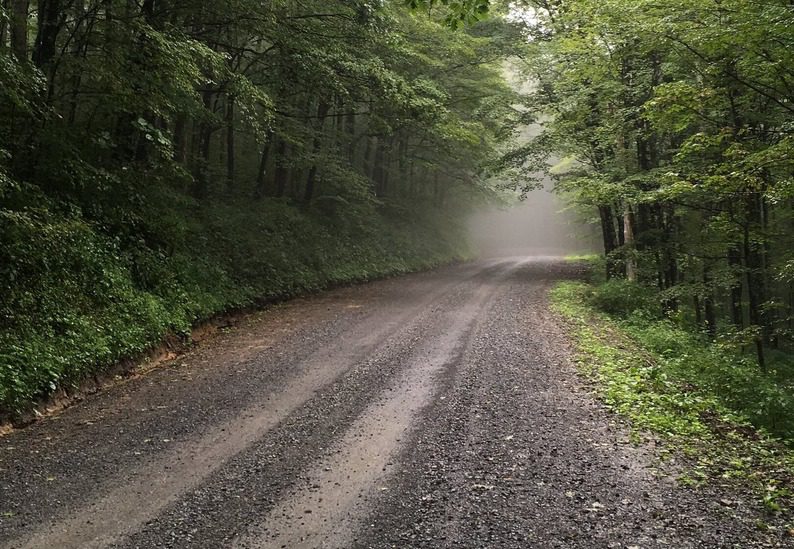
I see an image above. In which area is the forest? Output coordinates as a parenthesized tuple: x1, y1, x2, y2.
(514, 0, 794, 445)
(0, 0, 521, 413)
(2, 0, 794, 442)
(3, 2, 794, 542)
(518, 0, 794, 368)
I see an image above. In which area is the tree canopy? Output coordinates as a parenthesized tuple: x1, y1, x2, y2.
(503, 0, 794, 369)
(0, 0, 521, 412)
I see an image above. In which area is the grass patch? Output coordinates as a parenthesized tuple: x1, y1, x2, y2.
(563, 253, 600, 263)
(551, 281, 794, 516)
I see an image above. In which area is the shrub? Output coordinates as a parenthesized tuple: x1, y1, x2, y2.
(0, 194, 471, 415)
(589, 279, 660, 318)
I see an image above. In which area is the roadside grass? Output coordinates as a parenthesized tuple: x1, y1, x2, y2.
(563, 253, 600, 263)
(550, 280, 794, 519)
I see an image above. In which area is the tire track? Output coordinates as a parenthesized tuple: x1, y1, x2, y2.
(232, 261, 511, 549)
(1, 260, 517, 549)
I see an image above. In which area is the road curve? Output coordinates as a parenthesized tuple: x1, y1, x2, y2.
(0, 259, 784, 548)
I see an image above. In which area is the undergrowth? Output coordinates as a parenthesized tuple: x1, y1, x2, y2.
(551, 281, 794, 517)
(0, 188, 471, 416)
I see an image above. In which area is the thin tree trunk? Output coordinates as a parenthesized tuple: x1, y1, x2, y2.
(788, 282, 793, 337)
(743, 222, 766, 372)
(409, 158, 416, 197)
(727, 245, 744, 328)
(173, 116, 188, 164)
(346, 111, 356, 163)
(254, 132, 272, 199)
(661, 206, 679, 313)
(10, 0, 28, 61)
(226, 96, 235, 191)
(372, 141, 386, 196)
(398, 138, 408, 197)
(33, 0, 62, 70)
(694, 296, 702, 329)
(624, 204, 636, 282)
(0, 0, 9, 48)
(599, 205, 620, 280)
(304, 99, 330, 203)
(192, 91, 214, 198)
(66, 7, 90, 125)
(703, 266, 717, 339)
(380, 141, 391, 196)
(274, 138, 288, 198)
(363, 136, 374, 182)
(759, 191, 777, 348)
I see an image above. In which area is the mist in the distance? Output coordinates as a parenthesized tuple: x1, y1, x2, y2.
(469, 67, 599, 259)
(468, 185, 598, 258)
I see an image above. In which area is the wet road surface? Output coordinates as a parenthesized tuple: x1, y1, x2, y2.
(0, 259, 785, 548)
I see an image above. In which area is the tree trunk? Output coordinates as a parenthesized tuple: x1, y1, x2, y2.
(598, 205, 620, 280)
(141, 0, 155, 21)
(788, 282, 794, 338)
(380, 142, 391, 196)
(727, 245, 744, 328)
(191, 91, 214, 199)
(274, 138, 288, 198)
(398, 138, 408, 197)
(254, 132, 272, 199)
(703, 267, 717, 339)
(226, 96, 235, 191)
(32, 0, 62, 70)
(304, 166, 318, 202)
(624, 204, 636, 282)
(409, 158, 416, 197)
(363, 136, 374, 182)
(660, 206, 679, 313)
(346, 111, 356, 163)
(759, 190, 776, 348)
(743, 222, 766, 372)
(693, 295, 702, 329)
(65, 2, 90, 125)
(304, 99, 330, 203)
(173, 116, 188, 164)
(10, 0, 28, 61)
(372, 141, 386, 197)
(616, 204, 625, 248)
(0, 0, 9, 49)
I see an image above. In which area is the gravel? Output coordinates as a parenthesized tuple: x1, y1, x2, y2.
(0, 259, 788, 548)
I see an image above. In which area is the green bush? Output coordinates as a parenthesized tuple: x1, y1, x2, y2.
(588, 279, 660, 319)
(627, 320, 794, 441)
(0, 193, 471, 415)
(553, 281, 794, 443)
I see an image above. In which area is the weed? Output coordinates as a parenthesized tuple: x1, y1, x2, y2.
(551, 281, 794, 514)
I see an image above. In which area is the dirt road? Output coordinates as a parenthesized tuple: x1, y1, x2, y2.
(0, 259, 784, 548)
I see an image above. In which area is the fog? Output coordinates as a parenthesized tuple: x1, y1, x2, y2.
(467, 67, 600, 259)
(468, 184, 599, 258)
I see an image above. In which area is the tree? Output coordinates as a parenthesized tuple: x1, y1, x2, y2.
(505, 0, 794, 368)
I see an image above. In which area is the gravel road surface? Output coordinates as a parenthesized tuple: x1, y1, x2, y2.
(0, 259, 787, 548)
